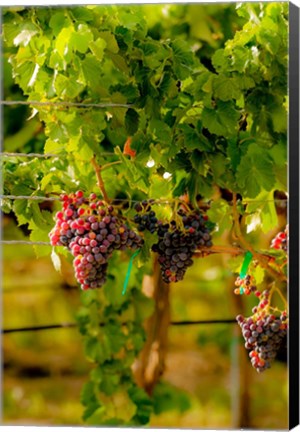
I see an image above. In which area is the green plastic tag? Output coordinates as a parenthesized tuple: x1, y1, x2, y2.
(122, 249, 141, 296)
(239, 251, 253, 278)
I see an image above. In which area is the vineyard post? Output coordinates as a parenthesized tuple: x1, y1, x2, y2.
(133, 255, 170, 395)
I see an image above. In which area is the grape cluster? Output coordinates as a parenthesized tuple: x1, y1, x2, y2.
(133, 201, 158, 234)
(234, 274, 261, 297)
(152, 209, 212, 283)
(49, 191, 143, 290)
(271, 225, 288, 252)
(236, 290, 288, 372)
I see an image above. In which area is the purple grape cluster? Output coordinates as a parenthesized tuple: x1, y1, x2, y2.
(49, 191, 143, 290)
(152, 209, 212, 283)
(236, 291, 288, 372)
(133, 201, 158, 234)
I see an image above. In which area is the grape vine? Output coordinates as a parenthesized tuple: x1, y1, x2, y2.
(2, 2, 288, 427)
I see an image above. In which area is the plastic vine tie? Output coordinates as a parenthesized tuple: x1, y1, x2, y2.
(122, 249, 141, 296)
(239, 251, 253, 278)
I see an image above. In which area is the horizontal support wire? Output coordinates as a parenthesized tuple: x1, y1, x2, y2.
(0, 194, 288, 204)
(1, 100, 133, 109)
(1, 152, 57, 158)
(0, 195, 60, 201)
(1, 319, 237, 334)
(0, 151, 117, 158)
(1, 240, 51, 245)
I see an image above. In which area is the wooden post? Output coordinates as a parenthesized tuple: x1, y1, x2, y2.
(133, 256, 170, 395)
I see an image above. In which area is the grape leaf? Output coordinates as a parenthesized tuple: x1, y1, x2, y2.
(236, 144, 275, 198)
(202, 101, 240, 138)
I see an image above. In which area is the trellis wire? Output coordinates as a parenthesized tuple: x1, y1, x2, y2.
(1, 100, 133, 109)
(1, 152, 288, 205)
(1, 152, 58, 158)
(0, 194, 288, 204)
(1, 318, 237, 334)
(0, 151, 117, 158)
(0, 194, 60, 201)
(1, 240, 51, 245)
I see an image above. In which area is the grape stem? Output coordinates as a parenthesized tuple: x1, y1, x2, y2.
(269, 285, 288, 310)
(232, 193, 287, 283)
(91, 156, 110, 203)
(194, 245, 244, 256)
(101, 161, 122, 171)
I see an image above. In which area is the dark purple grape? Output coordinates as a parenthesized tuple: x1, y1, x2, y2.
(151, 209, 212, 283)
(236, 304, 288, 373)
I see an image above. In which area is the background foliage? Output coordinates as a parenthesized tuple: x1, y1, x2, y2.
(2, 3, 288, 428)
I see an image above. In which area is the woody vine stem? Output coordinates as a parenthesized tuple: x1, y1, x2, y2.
(91, 155, 110, 203)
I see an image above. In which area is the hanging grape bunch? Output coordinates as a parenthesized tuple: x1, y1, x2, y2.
(236, 290, 288, 372)
(133, 200, 157, 233)
(49, 191, 144, 290)
(234, 274, 261, 297)
(134, 202, 213, 283)
(271, 225, 288, 252)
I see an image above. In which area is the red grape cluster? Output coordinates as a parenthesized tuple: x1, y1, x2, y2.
(234, 274, 261, 297)
(151, 209, 212, 283)
(271, 225, 288, 252)
(236, 290, 288, 372)
(49, 191, 144, 290)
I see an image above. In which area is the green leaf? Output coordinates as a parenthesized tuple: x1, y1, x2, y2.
(148, 174, 173, 201)
(49, 11, 67, 36)
(149, 119, 171, 145)
(51, 248, 61, 273)
(193, 71, 213, 99)
(212, 49, 227, 72)
(13, 61, 37, 90)
(81, 55, 102, 88)
(171, 39, 195, 76)
(98, 31, 119, 53)
(153, 381, 191, 415)
(213, 76, 241, 101)
(13, 23, 39, 47)
(55, 26, 73, 63)
(227, 138, 241, 172)
(125, 109, 140, 136)
(13, 198, 30, 226)
(202, 101, 240, 138)
(114, 147, 150, 193)
(251, 265, 265, 285)
(269, 104, 287, 133)
(104, 322, 126, 354)
(209, 153, 228, 180)
(207, 199, 233, 234)
(70, 23, 93, 53)
(54, 73, 85, 98)
(179, 124, 211, 152)
(236, 144, 276, 198)
(190, 151, 208, 176)
(30, 201, 49, 230)
(269, 142, 287, 190)
(245, 190, 278, 233)
(99, 373, 120, 396)
(85, 337, 110, 363)
(81, 381, 97, 406)
(89, 38, 107, 61)
(44, 139, 64, 154)
(83, 403, 102, 422)
(128, 385, 153, 425)
(29, 222, 52, 258)
(72, 7, 94, 22)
